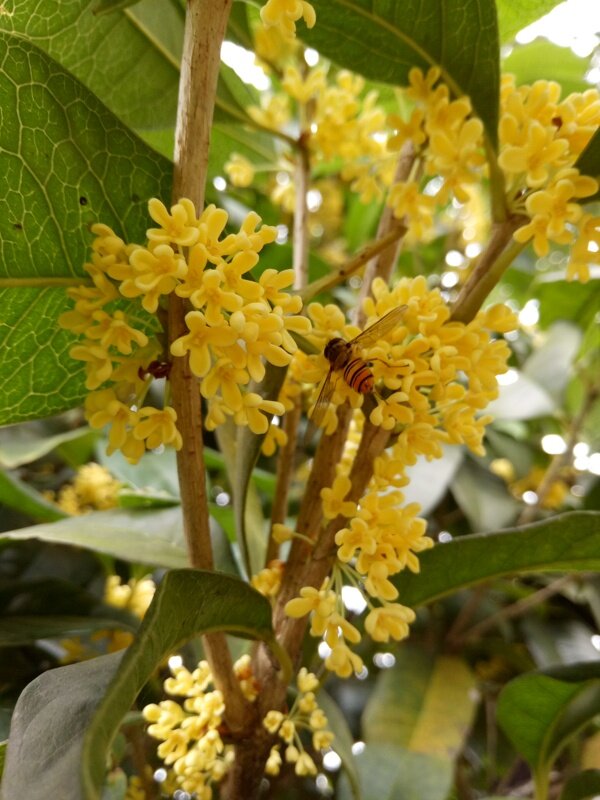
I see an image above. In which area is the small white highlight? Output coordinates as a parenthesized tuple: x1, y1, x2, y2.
(323, 751, 342, 771)
(213, 176, 227, 191)
(588, 240, 600, 253)
(342, 585, 367, 614)
(373, 652, 396, 669)
(276, 225, 289, 243)
(589, 453, 600, 475)
(441, 271, 459, 288)
(519, 299, 540, 326)
(318, 641, 332, 658)
(356, 666, 369, 680)
(497, 368, 519, 386)
(570, 484, 585, 497)
(168, 655, 183, 670)
(445, 249, 465, 268)
(276, 171, 291, 186)
(154, 768, 168, 783)
(315, 773, 331, 794)
(215, 491, 230, 507)
(351, 741, 366, 755)
(541, 434, 568, 455)
(304, 47, 319, 66)
(438, 531, 453, 543)
(591, 634, 600, 651)
(574, 455, 589, 471)
(523, 490, 539, 505)
(221, 41, 271, 90)
(307, 189, 323, 212)
(465, 242, 482, 258)
(574, 442, 590, 458)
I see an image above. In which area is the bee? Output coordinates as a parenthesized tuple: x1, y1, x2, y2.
(310, 304, 408, 429)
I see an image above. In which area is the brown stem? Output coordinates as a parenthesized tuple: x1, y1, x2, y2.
(460, 575, 574, 643)
(451, 218, 525, 324)
(265, 398, 303, 564)
(169, 0, 250, 738)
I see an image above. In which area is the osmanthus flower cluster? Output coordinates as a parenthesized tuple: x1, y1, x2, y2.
(283, 276, 518, 676)
(142, 658, 334, 795)
(498, 75, 600, 282)
(60, 198, 310, 462)
(47, 462, 120, 515)
(387, 68, 600, 276)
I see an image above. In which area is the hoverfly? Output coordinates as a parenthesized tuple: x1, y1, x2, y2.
(309, 304, 408, 429)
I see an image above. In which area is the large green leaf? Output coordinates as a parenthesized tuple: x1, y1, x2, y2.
(575, 127, 600, 201)
(303, 0, 500, 148)
(0, 569, 285, 800)
(0, 33, 173, 425)
(0, 469, 67, 523)
(363, 647, 477, 758)
(451, 457, 520, 531)
(0, 615, 136, 647)
(0, 0, 182, 130)
(0, 507, 188, 567)
(337, 744, 453, 800)
(560, 770, 600, 800)
(497, 663, 600, 786)
(394, 512, 600, 608)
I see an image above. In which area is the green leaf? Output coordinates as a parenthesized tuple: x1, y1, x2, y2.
(485, 371, 555, 419)
(0, 469, 67, 523)
(534, 273, 600, 330)
(0, 507, 188, 567)
(225, 364, 287, 576)
(522, 322, 582, 401)
(0, 34, 173, 425)
(1, 569, 285, 800)
(498, 663, 600, 782)
(503, 40, 591, 97)
(363, 647, 477, 759)
(0, 424, 93, 469)
(303, 0, 500, 148)
(337, 744, 452, 800)
(318, 689, 361, 800)
(402, 446, 463, 516)
(0, 615, 136, 647)
(560, 770, 600, 800)
(496, 0, 564, 43)
(393, 512, 600, 608)
(451, 457, 520, 531)
(0, 0, 182, 130)
(93, 0, 144, 14)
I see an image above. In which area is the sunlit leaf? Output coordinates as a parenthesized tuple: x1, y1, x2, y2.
(363, 647, 477, 758)
(451, 457, 520, 531)
(503, 40, 590, 96)
(496, 0, 564, 43)
(337, 743, 452, 800)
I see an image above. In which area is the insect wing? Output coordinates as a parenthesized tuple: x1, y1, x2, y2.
(309, 369, 337, 430)
(351, 304, 408, 349)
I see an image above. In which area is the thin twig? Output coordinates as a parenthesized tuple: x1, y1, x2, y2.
(461, 575, 574, 642)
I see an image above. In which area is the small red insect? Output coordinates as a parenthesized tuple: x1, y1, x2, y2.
(137, 360, 172, 381)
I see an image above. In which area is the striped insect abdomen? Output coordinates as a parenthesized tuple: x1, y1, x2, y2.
(343, 357, 374, 394)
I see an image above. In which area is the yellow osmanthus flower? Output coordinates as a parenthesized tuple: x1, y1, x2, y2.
(224, 153, 255, 188)
(262, 668, 334, 776)
(61, 198, 308, 462)
(53, 462, 121, 515)
(260, 0, 316, 39)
